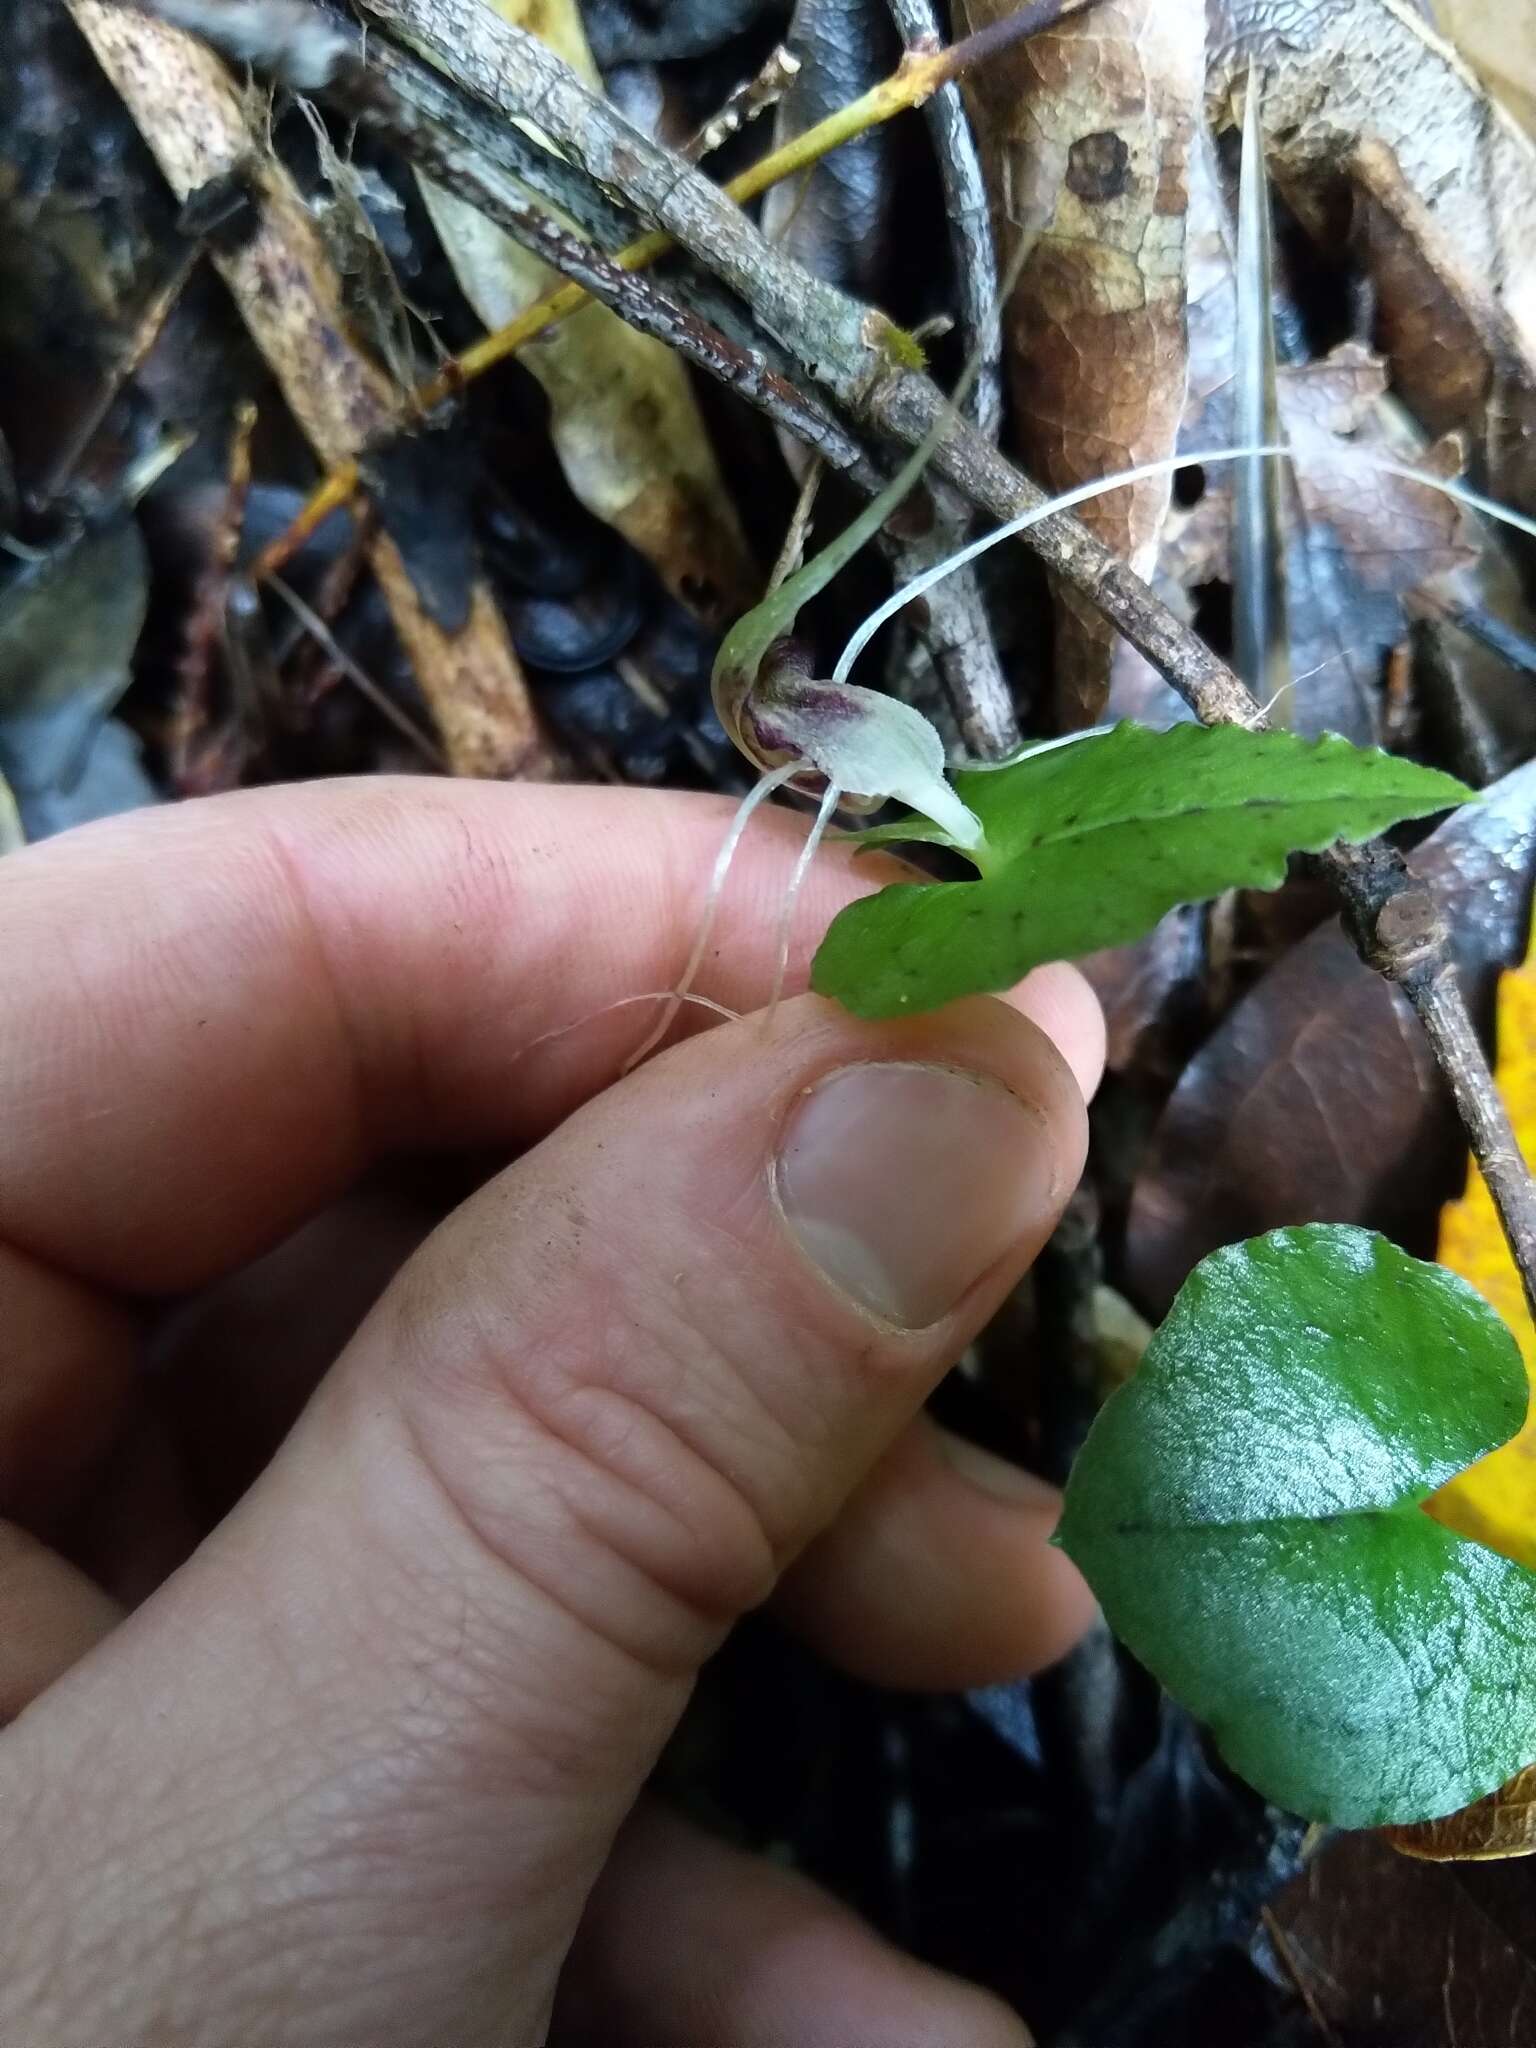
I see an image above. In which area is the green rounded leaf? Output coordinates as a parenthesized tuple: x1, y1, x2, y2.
(1058, 1226, 1536, 1826)
(812, 723, 1470, 1017)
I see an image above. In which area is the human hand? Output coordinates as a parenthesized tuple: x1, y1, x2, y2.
(0, 777, 1102, 2046)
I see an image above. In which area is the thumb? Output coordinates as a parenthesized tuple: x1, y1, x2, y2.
(2, 994, 1086, 2047)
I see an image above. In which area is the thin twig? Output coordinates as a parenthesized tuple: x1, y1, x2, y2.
(768, 459, 826, 594)
(885, 509, 1019, 757)
(39, 244, 198, 505)
(1259, 1908, 1341, 2048)
(884, 0, 1002, 444)
(268, 576, 448, 768)
(684, 44, 804, 162)
(170, 397, 257, 785)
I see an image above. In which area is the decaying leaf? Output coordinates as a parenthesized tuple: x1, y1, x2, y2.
(1385, 1761, 1536, 1861)
(1269, 1827, 1536, 2039)
(1126, 760, 1536, 1314)
(1172, 338, 1477, 742)
(1427, 910, 1536, 1576)
(1209, 0, 1536, 507)
(410, 0, 756, 627)
(1144, 125, 1479, 744)
(959, 0, 1204, 724)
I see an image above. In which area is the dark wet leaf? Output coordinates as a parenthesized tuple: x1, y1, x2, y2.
(362, 420, 479, 633)
(1080, 903, 1206, 1078)
(1060, 1225, 1536, 1826)
(582, 0, 785, 65)
(1269, 1829, 1536, 2046)
(506, 548, 646, 672)
(763, 0, 897, 303)
(1127, 758, 1536, 1314)
(0, 516, 155, 838)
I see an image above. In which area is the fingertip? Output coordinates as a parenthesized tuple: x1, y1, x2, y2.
(557, 1802, 1036, 2048)
(775, 1416, 1097, 1691)
(1005, 963, 1106, 1105)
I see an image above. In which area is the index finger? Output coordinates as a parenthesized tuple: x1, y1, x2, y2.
(0, 777, 1103, 1294)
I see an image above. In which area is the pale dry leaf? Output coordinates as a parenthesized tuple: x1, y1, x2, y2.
(958, 0, 1205, 724)
(1173, 341, 1476, 598)
(1434, 0, 1536, 138)
(411, 0, 756, 627)
(1209, 0, 1536, 508)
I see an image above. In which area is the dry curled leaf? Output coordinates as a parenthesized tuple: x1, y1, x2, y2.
(1210, 0, 1536, 508)
(410, 0, 755, 627)
(1385, 1762, 1536, 1862)
(958, 0, 1204, 724)
(1122, 124, 1477, 744)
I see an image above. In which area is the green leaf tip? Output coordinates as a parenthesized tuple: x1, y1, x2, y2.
(811, 722, 1471, 1018)
(1058, 1224, 1536, 1827)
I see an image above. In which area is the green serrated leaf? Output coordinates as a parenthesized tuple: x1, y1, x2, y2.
(811, 723, 1470, 1017)
(1058, 1225, 1536, 1827)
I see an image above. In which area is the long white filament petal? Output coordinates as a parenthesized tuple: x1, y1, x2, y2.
(513, 990, 744, 1071)
(768, 779, 841, 1027)
(622, 758, 804, 1072)
(833, 441, 1536, 690)
(833, 444, 1290, 687)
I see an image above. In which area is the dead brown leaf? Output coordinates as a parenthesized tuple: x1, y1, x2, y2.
(958, 0, 1205, 724)
(1386, 1763, 1536, 1862)
(1142, 126, 1477, 741)
(1124, 757, 1536, 1314)
(1270, 1829, 1536, 2044)
(1174, 336, 1476, 740)
(1173, 341, 1474, 598)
